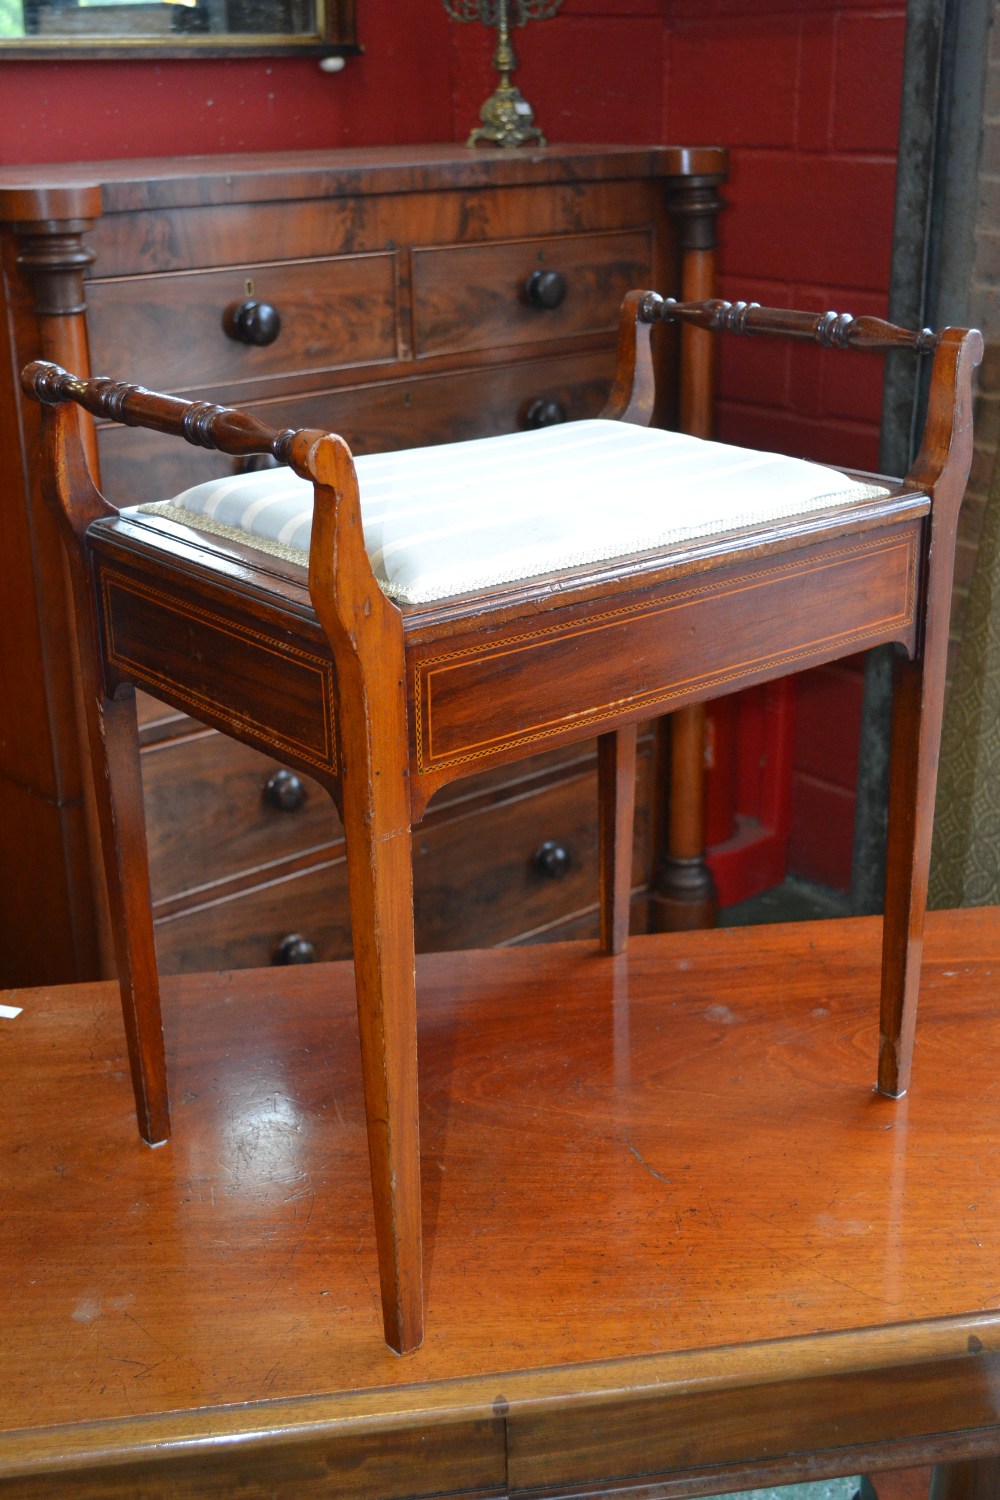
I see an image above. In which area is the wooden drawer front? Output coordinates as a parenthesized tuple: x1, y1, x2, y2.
(85, 176, 664, 279)
(153, 743, 653, 973)
(411, 229, 653, 358)
(142, 730, 336, 906)
(412, 744, 653, 951)
(95, 349, 615, 503)
(263, 349, 615, 454)
(154, 853, 351, 976)
(86, 253, 398, 395)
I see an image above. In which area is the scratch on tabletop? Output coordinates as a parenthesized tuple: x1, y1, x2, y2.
(30, 1320, 101, 1429)
(259, 1188, 316, 1308)
(352, 1242, 382, 1321)
(813, 1268, 880, 1304)
(624, 1137, 671, 1184)
(124, 1309, 212, 1379)
(284, 1181, 314, 1204)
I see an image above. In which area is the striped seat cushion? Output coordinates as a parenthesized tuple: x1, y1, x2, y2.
(139, 420, 889, 606)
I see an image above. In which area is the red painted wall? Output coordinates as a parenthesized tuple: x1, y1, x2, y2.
(0, 1, 457, 163)
(0, 0, 669, 165)
(0, 0, 907, 893)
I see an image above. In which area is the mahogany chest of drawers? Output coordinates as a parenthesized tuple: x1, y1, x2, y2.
(0, 144, 726, 982)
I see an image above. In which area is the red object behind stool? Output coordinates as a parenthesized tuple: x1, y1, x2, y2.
(704, 678, 796, 908)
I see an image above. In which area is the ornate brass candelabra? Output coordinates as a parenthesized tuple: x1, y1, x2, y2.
(443, 0, 563, 148)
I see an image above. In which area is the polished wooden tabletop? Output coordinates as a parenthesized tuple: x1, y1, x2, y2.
(4, 908, 1000, 1498)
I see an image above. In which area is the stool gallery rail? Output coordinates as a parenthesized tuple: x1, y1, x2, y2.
(21, 291, 981, 1354)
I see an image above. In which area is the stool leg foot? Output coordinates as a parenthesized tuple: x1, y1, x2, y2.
(342, 799, 423, 1354)
(37, 403, 170, 1146)
(878, 327, 982, 1097)
(88, 687, 171, 1145)
(598, 724, 638, 955)
(305, 437, 423, 1353)
(879, 652, 938, 1098)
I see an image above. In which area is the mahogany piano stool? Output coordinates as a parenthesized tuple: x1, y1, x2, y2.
(21, 293, 981, 1356)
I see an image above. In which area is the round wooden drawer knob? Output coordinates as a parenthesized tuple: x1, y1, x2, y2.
(263, 768, 307, 813)
(273, 933, 317, 965)
(533, 840, 571, 879)
(522, 397, 567, 429)
(223, 298, 282, 346)
(524, 269, 567, 310)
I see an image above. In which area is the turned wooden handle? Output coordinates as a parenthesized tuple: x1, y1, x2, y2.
(639, 295, 939, 353)
(20, 360, 311, 464)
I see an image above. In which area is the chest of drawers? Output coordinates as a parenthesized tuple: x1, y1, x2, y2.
(0, 144, 726, 983)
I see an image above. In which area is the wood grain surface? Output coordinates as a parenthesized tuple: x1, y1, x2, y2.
(3, 908, 1000, 1495)
(0, 144, 729, 219)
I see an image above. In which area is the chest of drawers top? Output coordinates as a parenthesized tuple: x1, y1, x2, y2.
(0, 143, 725, 218)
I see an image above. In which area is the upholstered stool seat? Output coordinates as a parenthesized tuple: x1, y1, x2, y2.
(23, 291, 981, 1358)
(142, 420, 889, 604)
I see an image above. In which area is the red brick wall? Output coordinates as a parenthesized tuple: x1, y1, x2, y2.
(664, 0, 906, 473)
(660, 0, 907, 893)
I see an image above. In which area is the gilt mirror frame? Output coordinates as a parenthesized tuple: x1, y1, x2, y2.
(0, 0, 355, 57)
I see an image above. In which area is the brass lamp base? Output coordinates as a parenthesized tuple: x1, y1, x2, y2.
(468, 79, 546, 147)
(445, 0, 562, 149)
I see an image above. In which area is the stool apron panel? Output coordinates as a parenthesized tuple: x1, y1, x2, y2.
(410, 525, 922, 782)
(98, 564, 339, 781)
